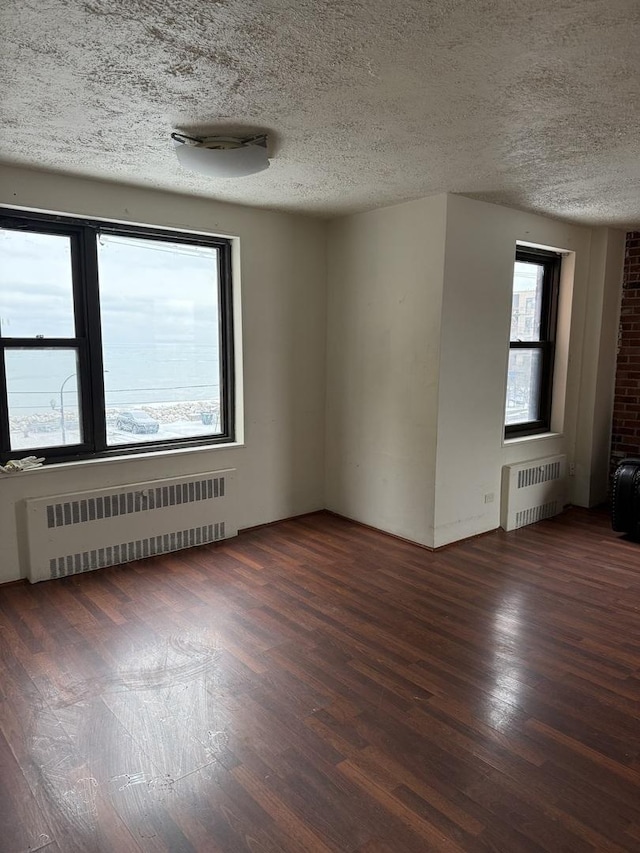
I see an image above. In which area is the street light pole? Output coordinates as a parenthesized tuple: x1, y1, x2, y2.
(59, 372, 76, 444)
(58, 369, 108, 444)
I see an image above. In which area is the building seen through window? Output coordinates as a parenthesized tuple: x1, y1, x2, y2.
(505, 247, 560, 437)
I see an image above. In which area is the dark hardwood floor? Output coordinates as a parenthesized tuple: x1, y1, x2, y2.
(1, 507, 639, 852)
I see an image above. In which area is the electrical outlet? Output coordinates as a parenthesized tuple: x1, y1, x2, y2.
(484, 492, 495, 504)
(569, 463, 575, 476)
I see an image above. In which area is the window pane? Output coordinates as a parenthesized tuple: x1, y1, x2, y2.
(0, 229, 76, 338)
(97, 234, 222, 447)
(510, 262, 544, 343)
(505, 349, 542, 425)
(5, 348, 83, 450)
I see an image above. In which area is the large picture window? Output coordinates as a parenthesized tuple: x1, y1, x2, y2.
(0, 210, 234, 462)
(505, 246, 560, 438)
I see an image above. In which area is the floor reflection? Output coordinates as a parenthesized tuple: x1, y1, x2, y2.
(486, 588, 525, 731)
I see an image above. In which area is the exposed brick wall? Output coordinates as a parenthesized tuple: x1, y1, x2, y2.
(611, 231, 640, 471)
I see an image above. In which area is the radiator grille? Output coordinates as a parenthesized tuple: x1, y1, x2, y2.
(48, 522, 226, 579)
(46, 476, 225, 529)
(517, 462, 561, 489)
(514, 502, 559, 529)
(26, 469, 237, 583)
(502, 455, 567, 532)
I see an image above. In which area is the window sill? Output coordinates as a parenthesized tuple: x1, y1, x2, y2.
(503, 431, 563, 447)
(0, 441, 245, 476)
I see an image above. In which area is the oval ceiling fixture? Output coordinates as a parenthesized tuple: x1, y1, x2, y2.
(171, 132, 270, 178)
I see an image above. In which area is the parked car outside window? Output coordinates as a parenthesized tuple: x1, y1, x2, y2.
(115, 410, 160, 434)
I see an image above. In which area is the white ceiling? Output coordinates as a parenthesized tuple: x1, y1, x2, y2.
(1, 0, 639, 225)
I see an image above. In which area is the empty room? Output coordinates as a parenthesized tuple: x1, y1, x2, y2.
(1, 1, 639, 851)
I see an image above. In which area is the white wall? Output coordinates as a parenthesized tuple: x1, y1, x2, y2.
(326, 192, 625, 550)
(0, 166, 327, 582)
(325, 195, 447, 546)
(434, 195, 597, 545)
(574, 227, 625, 506)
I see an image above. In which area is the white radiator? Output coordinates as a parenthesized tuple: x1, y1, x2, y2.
(500, 455, 567, 531)
(24, 469, 237, 583)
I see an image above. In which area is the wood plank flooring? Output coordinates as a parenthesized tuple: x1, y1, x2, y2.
(0, 507, 639, 852)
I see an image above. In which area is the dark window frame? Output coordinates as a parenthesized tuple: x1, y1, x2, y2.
(505, 246, 561, 439)
(0, 208, 235, 464)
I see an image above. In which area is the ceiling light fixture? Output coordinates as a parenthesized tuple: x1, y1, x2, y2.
(171, 131, 270, 178)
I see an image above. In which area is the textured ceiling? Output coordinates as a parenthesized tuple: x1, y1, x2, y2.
(1, 0, 639, 224)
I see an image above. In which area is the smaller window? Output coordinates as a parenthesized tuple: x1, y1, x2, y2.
(505, 246, 561, 438)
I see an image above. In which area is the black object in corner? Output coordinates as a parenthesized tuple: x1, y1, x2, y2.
(612, 459, 640, 538)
